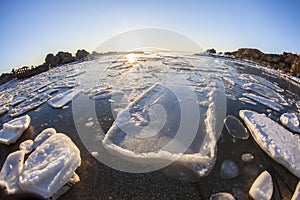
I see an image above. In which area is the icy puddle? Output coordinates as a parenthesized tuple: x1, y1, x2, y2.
(240, 110, 300, 178)
(103, 82, 226, 177)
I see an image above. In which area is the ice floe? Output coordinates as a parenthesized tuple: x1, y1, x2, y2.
(248, 74, 284, 93)
(238, 97, 257, 105)
(0, 115, 31, 145)
(48, 89, 82, 108)
(103, 82, 226, 176)
(239, 110, 300, 178)
(19, 133, 81, 198)
(0, 150, 25, 194)
(280, 113, 300, 133)
(243, 93, 284, 112)
(224, 115, 249, 140)
(19, 139, 34, 154)
(249, 170, 273, 200)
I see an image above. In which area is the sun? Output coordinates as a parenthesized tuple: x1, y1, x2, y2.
(126, 53, 138, 64)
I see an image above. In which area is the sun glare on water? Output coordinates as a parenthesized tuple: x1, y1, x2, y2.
(126, 53, 139, 64)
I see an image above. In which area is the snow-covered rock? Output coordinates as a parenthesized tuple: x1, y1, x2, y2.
(249, 170, 273, 200)
(0, 150, 25, 194)
(280, 113, 300, 133)
(19, 139, 34, 154)
(0, 115, 31, 145)
(239, 110, 300, 178)
(19, 133, 81, 198)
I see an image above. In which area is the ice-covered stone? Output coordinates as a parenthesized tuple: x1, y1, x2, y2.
(241, 153, 254, 162)
(19, 139, 34, 154)
(291, 181, 300, 200)
(0, 150, 25, 194)
(239, 110, 300, 178)
(19, 133, 81, 198)
(33, 127, 56, 149)
(249, 170, 273, 200)
(48, 89, 82, 108)
(280, 113, 300, 133)
(0, 115, 31, 145)
(224, 115, 249, 140)
(220, 160, 239, 179)
(210, 192, 236, 200)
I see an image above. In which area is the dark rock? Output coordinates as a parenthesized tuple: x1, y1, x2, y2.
(76, 49, 89, 60)
(260, 53, 282, 63)
(206, 49, 216, 54)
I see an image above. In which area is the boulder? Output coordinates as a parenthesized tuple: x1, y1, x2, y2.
(75, 49, 89, 60)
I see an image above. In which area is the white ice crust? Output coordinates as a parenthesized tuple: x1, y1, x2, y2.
(0, 115, 31, 145)
(19, 133, 81, 198)
(249, 170, 273, 200)
(240, 110, 300, 178)
(33, 127, 56, 149)
(0, 150, 25, 194)
(19, 139, 34, 154)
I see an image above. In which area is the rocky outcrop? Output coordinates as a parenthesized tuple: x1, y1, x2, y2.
(75, 49, 89, 60)
(232, 48, 300, 77)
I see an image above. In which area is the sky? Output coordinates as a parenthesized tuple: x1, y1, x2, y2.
(0, 0, 299, 73)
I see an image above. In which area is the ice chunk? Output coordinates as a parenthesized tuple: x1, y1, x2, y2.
(280, 113, 300, 133)
(249, 170, 273, 200)
(243, 93, 284, 112)
(33, 128, 57, 149)
(248, 74, 284, 93)
(220, 160, 239, 179)
(0, 105, 9, 115)
(0, 115, 31, 145)
(291, 181, 300, 200)
(224, 115, 249, 140)
(0, 150, 25, 194)
(19, 133, 81, 198)
(48, 89, 82, 108)
(239, 110, 300, 178)
(19, 139, 34, 154)
(10, 97, 26, 106)
(243, 82, 288, 106)
(238, 97, 257, 105)
(210, 192, 236, 200)
(103, 83, 226, 176)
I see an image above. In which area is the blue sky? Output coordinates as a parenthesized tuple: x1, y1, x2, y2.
(0, 0, 299, 73)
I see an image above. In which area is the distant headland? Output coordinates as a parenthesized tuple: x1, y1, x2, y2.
(0, 48, 299, 85)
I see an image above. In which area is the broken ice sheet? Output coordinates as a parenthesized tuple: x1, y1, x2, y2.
(239, 110, 300, 178)
(249, 170, 273, 200)
(0, 150, 25, 194)
(243, 93, 284, 112)
(48, 89, 82, 108)
(0, 115, 31, 145)
(19, 133, 81, 198)
(103, 83, 226, 177)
